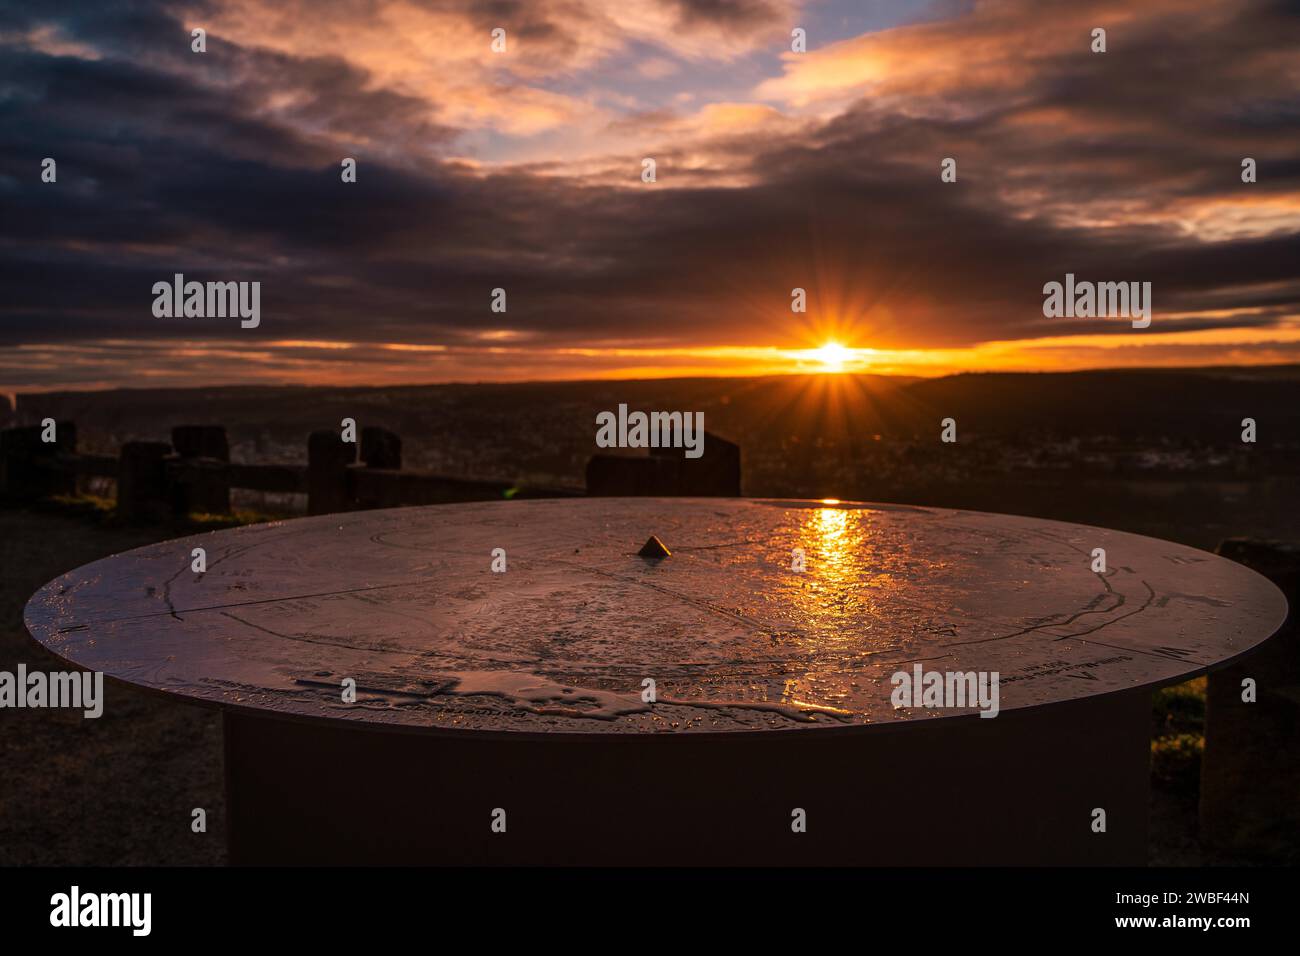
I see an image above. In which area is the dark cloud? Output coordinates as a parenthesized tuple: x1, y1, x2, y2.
(672, 0, 789, 32)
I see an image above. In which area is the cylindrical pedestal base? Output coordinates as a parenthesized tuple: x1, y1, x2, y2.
(224, 691, 1150, 866)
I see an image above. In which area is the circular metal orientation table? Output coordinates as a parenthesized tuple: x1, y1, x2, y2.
(25, 498, 1288, 865)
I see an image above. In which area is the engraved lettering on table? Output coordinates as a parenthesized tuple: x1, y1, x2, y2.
(999, 655, 1135, 684)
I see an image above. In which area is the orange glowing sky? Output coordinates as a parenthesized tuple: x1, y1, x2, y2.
(3, 0, 1299, 392)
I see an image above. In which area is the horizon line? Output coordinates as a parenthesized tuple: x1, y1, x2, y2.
(8, 360, 1300, 403)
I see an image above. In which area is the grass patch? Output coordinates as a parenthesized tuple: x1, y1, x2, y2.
(27, 494, 289, 531)
(186, 508, 292, 529)
(1151, 732, 1204, 789)
(1151, 677, 1206, 792)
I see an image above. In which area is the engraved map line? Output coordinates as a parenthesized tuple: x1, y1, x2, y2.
(48, 542, 1195, 669)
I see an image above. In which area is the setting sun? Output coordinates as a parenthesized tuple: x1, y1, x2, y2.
(813, 342, 851, 372)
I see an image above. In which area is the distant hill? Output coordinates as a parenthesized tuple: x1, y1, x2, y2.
(901, 367, 1300, 439)
(15, 364, 1300, 436)
(8, 365, 1300, 547)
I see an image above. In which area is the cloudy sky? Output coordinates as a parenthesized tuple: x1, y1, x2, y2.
(2, 0, 1299, 391)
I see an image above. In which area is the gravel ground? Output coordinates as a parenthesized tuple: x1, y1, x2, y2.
(0, 506, 226, 865)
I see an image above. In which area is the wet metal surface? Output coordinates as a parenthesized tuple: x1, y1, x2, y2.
(24, 498, 1288, 735)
